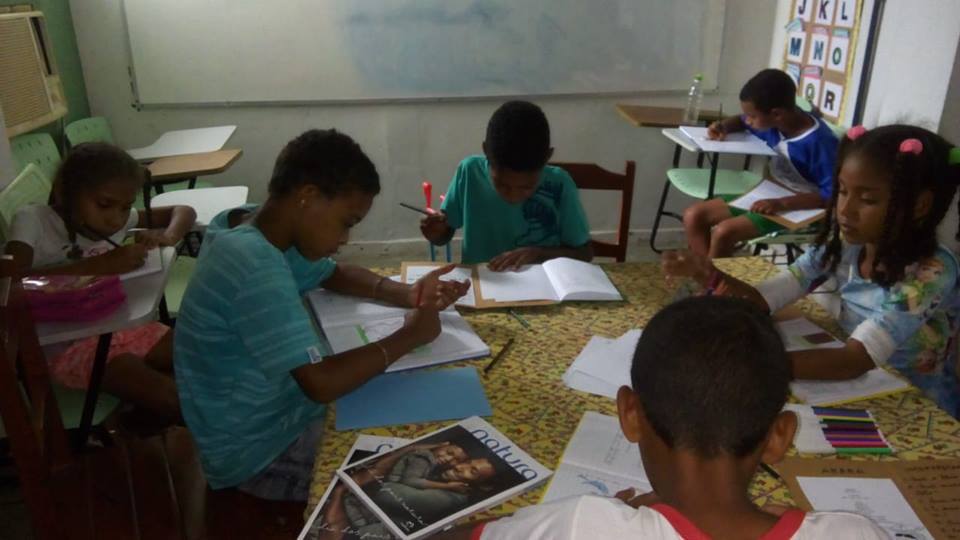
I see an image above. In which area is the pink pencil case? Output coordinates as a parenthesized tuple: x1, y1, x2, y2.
(22, 275, 126, 322)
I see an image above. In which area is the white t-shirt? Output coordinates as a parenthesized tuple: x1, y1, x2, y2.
(6, 204, 138, 268)
(477, 495, 888, 540)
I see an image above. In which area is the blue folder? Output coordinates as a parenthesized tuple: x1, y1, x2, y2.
(335, 366, 492, 430)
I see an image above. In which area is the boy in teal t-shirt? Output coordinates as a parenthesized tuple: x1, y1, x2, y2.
(420, 101, 592, 269)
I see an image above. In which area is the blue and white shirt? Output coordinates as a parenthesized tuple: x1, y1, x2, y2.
(745, 115, 839, 200)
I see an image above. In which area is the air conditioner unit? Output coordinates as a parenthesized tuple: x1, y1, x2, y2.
(0, 10, 67, 137)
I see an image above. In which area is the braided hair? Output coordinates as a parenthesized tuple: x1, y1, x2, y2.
(814, 125, 960, 287)
(49, 143, 144, 257)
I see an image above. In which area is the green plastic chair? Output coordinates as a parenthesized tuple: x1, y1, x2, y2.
(0, 164, 53, 242)
(163, 256, 196, 317)
(665, 169, 762, 199)
(64, 116, 115, 146)
(9, 133, 61, 181)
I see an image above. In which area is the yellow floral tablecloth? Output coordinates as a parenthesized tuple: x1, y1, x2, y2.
(308, 258, 960, 518)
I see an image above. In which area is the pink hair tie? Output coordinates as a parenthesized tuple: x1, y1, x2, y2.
(899, 138, 923, 155)
(846, 125, 867, 140)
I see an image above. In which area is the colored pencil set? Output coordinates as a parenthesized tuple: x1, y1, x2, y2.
(812, 406, 893, 455)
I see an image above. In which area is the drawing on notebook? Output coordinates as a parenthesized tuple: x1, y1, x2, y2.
(796, 477, 932, 540)
(542, 412, 650, 503)
(356, 320, 427, 353)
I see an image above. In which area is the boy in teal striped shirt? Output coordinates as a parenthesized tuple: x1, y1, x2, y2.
(174, 129, 469, 501)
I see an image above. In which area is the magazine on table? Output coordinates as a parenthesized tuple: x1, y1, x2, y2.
(336, 417, 551, 540)
(299, 435, 410, 540)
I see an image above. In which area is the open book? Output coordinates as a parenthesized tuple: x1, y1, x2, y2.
(401, 258, 622, 308)
(337, 417, 551, 540)
(306, 289, 489, 372)
(728, 179, 825, 230)
(678, 125, 778, 156)
(299, 435, 411, 540)
(542, 411, 651, 503)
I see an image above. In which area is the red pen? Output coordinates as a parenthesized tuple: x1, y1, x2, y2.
(422, 181, 432, 210)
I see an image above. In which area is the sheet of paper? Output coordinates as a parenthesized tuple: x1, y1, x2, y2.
(776, 318, 845, 352)
(791, 368, 911, 406)
(119, 248, 163, 281)
(678, 126, 777, 156)
(542, 464, 651, 503)
(306, 289, 409, 326)
(477, 264, 557, 302)
(797, 477, 932, 539)
(335, 366, 492, 430)
(403, 265, 476, 307)
(543, 258, 622, 301)
(563, 330, 639, 398)
(783, 404, 835, 454)
(729, 180, 824, 225)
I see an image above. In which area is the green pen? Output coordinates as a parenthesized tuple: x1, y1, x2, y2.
(836, 447, 892, 455)
(508, 308, 531, 330)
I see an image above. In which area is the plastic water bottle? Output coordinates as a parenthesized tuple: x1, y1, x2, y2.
(681, 73, 704, 125)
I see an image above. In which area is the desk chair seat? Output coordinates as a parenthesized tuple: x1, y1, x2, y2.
(746, 225, 821, 265)
(0, 164, 53, 242)
(10, 133, 60, 182)
(666, 168, 761, 199)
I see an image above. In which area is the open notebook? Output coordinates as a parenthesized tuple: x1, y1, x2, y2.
(728, 179, 825, 230)
(401, 257, 622, 308)
(306, 289, 489, 372)
(542, 411, 650, 503)
(777, 317, 911, 405)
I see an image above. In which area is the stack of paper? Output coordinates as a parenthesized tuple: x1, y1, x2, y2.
(562, 330, 641, 399)
(542, 412, 651, 503)
(729, 180, 825, 227)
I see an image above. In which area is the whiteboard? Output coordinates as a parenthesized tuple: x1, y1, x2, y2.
(123, 0, 725, 105)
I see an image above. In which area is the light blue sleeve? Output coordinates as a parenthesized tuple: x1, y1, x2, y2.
(440, 160, 467, 230)
(557, 174, 591, 248)
(231, 262, 327, 377)
(288, 251, 337, 293)
(787, 245, 832, 292)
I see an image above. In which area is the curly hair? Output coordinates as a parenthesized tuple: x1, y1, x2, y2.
(814, 125, 960, 287)
(269, 128, 380, 198)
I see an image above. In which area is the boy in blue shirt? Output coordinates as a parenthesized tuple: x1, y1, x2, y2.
(683, 69, 839, 258)
(174, 129, 469, 502)
(420, 101, 593, 270)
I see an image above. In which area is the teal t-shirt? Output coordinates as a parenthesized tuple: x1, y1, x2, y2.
(174, 223, 336, 488)
(440, 156, 591, 264)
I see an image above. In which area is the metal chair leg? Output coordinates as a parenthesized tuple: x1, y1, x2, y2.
(649, 178, 673, 254)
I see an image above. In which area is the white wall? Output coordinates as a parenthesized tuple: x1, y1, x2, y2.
(70, 0, 776, 252)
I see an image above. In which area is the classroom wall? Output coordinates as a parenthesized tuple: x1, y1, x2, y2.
(0, 0, 90, 128)
(69, 0, 777, 254)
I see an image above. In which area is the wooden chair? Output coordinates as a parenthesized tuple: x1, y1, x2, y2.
(0, 255, 307, 539)
(552, 161, 636, 262)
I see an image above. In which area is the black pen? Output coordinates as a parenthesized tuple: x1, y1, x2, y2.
(399, 202, 432, 215)
(484, 338, 515, 375)
(760, 462, 781, 481)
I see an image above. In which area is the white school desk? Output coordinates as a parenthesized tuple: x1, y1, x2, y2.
(646, 128, 778, 253)
(151, 186, 249, 230)
(128, 126, 237, 162)
(36, 246, 177, 447)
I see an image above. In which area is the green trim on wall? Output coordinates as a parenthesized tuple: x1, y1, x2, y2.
(1, 0, 90, 137)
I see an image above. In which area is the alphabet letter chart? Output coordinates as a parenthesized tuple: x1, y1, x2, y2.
(782, 0, 868, 124)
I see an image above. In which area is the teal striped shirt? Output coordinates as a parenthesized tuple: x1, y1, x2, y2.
(174, 223, 335, 488)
